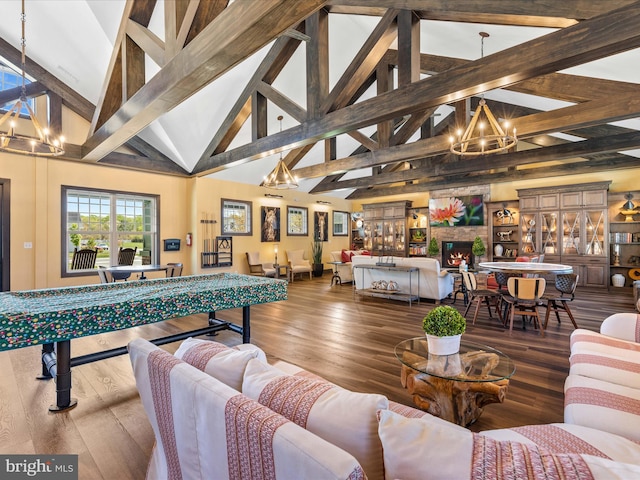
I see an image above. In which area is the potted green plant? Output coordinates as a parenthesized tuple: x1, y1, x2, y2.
(427, 237, 439, 257)
(311, 238, 324, 277)
(472, 236, 486, 267)
(422, 306, 466, 355)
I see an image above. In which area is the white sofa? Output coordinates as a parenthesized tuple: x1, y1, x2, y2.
(129, 335, 640, 479)
(351, 254, 454, 303)
(329, 249, 365, 283)
(564, 312, 640, 442)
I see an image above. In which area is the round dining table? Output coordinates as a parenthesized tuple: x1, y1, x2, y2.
(478, 261, 573, 274)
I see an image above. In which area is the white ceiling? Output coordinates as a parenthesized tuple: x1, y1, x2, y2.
(1, 1, 639, 198)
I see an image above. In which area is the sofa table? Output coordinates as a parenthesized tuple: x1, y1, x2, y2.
(353, 264, 420, 306)
(395, 337, 515, 426)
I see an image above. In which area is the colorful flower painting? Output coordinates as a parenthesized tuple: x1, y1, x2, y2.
(429, 195, 484, 227)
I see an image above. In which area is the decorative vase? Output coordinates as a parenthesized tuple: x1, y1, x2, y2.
(611, 273, 625, 287)
(494, 244, 504, 257)
(425, 334, 462, 356)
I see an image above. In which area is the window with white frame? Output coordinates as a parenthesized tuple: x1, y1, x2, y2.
(63, 187, 159, 275)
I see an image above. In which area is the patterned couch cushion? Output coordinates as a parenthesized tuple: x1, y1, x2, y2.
(174, 337, 266, 391)
(377, 409, 640, 480)
(129, 338, 365, 480)
(242, 358, 388, 480)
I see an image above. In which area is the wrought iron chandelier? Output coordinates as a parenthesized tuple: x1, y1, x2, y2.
(449, 32, 517, 157)
(263, 115, 297, 189)
(0, 0, 65, 156)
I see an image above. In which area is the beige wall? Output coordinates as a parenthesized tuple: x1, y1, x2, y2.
(0, 153, 351, 291)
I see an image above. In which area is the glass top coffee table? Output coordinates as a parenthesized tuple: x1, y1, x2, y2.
(395, 337, 515, 426)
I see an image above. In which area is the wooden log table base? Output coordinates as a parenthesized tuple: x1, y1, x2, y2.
(400, 352, 509, 427)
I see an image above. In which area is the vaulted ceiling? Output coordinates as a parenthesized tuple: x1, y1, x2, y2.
(1, 0, 639, 200)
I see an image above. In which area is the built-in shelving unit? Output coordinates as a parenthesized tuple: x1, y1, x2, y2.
(486, 201, 519, 261)
(608, 191, 640, 289)
(362, 201, 411, 257)
(407, 206, 429, 257)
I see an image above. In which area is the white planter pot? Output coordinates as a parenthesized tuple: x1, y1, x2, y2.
(426, 334, 462, 356)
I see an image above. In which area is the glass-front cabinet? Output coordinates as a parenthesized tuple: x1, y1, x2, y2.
(362, 201, 410, 257)
(520, 211, 559, 259)
(518, 182, 610, 288)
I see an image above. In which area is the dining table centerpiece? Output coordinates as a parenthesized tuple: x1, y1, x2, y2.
(422, 306, 467, 355)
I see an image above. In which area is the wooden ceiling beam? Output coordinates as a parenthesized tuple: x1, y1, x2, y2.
(84, 0, 328, 162)
(347, 154, 640, 199)
(317, 131, 640, 192)
(294, 92, 640, 179)
(0, 38, 94, 121)
(195, 2, 640, 175)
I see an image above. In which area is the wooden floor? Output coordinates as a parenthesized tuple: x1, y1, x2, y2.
(0, 275, 636, 479)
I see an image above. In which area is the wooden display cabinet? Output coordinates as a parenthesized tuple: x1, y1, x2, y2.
(486, 201, 519, 261)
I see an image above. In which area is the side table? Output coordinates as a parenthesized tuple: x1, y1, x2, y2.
(273, 264, 291, 282)
(328, 261, 343, 286)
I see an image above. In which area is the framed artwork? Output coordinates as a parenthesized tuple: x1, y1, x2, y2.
(429, 195, 484, 227)
(314, 211, 329, 241)
(332, 211, 349, 236)
(261, 206, 280, 242)
(286, 205, 308, 236)
(221, 198, 252, 235)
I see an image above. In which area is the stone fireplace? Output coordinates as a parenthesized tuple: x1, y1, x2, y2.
(442, 241, 474, 268)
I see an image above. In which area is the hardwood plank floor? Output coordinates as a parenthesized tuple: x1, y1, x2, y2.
(0, 276, 636, 478)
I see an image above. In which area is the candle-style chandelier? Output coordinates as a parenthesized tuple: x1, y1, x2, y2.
(0, 0, 65, 156)
(449, 32, 517, 157)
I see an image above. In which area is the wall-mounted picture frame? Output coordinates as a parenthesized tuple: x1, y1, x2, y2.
(314, 211, 329, 241)
(333, 211, 349, 236)
(221, 198, 252, 235)
(286, 205, 308, 236)
(429, 195, 484, 227)
(261, 206, 280, 242)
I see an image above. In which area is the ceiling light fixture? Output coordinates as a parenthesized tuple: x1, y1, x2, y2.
(0, 0, 65, 156)
(263, 115, 298, 189)
(449, 32, 516, 157)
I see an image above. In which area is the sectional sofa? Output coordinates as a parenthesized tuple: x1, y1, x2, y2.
(129, 317, 640, 479)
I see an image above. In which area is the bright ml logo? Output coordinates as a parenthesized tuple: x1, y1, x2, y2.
(1, 455, 77, 479)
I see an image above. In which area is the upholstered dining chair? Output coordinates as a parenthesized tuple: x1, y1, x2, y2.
(543, 273, 579, 330)
(502, 276, 547, 336)
(245, 252, 276, 277)
(166, 262, 184, 277)
(286, 249, 312, 281)
(70, 247, 98, 270)
(461, 270, 503, 325)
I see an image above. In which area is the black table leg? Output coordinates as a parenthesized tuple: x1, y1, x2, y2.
(242, 306, 250, 344)
(48, 341, 78, 412)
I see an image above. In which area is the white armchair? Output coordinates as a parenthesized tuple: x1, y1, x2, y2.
(245, 252, 276, 277)
(286, 249, 312, 281)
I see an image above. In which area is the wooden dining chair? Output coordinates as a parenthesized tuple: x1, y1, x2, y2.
(166, 262, 184, 277)
(502, 276, 547, 336)
(543, 273, 579, 330)
(112, 247, 137, 280)
(461, 271, 503, 325)
(70, 248, 98, 270)
(97, 266, 114, 283)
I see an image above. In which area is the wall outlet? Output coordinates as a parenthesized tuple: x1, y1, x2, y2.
(24, 242, 32, 249)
